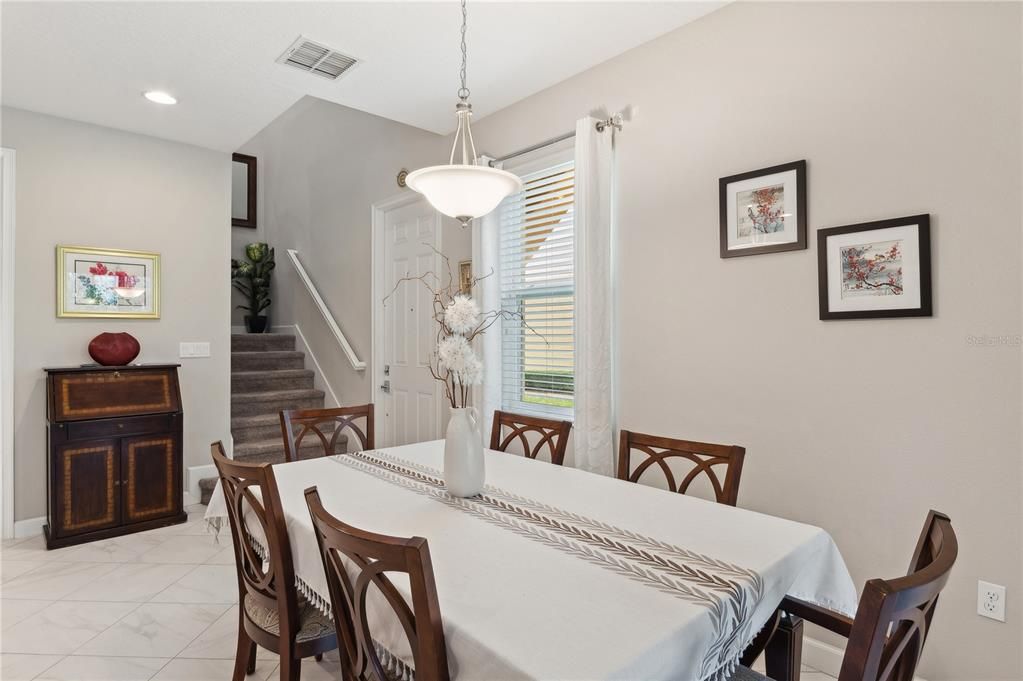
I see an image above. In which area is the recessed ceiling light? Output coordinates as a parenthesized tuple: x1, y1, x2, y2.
(143, 91, 177, 105)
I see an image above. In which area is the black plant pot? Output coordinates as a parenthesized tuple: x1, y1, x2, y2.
(244, 315, 269, 334)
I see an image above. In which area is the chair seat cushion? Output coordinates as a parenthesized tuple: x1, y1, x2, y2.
(243, 593, 334, 642)
(729, 666, 769, 681)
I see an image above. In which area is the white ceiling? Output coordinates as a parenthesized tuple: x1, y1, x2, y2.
(1, 2, 723, 152)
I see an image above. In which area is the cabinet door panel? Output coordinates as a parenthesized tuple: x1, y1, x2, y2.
(122, 435, 180, 523)
(55, 440, 120, 536)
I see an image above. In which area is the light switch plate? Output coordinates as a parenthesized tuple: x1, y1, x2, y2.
(179, 342, 211, 358)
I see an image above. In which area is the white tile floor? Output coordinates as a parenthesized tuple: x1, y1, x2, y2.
(0, 503, 836, 681)
(0, 505, 340, 681)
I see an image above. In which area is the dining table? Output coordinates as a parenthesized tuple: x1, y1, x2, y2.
(204, 440, 858, 681)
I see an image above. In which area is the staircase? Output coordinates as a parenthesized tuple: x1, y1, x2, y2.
(198, 332, 334, 504)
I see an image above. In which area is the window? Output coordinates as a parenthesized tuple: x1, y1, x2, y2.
(498, 157, 575, 418)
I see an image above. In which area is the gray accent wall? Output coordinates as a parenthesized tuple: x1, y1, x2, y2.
(467, 3, 1021, 679)
(2, 107, 232, 522)
(233, 96, 470, 404)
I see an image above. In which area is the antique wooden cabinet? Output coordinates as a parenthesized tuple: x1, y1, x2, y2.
(44, 364, 187, 548)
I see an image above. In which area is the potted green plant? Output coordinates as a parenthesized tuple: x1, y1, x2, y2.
(232, 242, 275, 333)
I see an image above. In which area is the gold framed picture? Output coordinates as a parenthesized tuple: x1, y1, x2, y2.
(57, 245, 160, 319)
(458, 260, 472, 295)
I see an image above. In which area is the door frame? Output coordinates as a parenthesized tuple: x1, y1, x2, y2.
(1, 148, 15, 539)
(370, 191, 444, 447)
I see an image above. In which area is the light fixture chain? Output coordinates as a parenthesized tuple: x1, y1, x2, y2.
(458, 0, 469, 101)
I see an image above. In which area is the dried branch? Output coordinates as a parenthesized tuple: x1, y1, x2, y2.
(381, 244, 547, 409)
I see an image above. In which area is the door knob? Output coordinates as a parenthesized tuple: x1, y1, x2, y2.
(380, 380, 391, 394)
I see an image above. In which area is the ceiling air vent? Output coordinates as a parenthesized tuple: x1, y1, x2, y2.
(277, 36, 357, 81)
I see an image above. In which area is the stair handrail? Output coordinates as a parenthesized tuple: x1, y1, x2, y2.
(285, 249, 366, 372)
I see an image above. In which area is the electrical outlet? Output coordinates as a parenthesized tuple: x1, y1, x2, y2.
(978, 581, 1006, 622)
(179, 342, 210, 358)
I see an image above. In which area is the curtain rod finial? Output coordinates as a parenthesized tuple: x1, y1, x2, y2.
(595, 112, 624, 133)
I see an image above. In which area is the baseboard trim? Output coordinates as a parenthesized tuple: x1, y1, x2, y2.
(230, 324, 246, 334)
(13, 515, 45, 539)
(804, 635, 927, 681)
(273, 323, 341, 408)
(186, 464, 217, 500)
(187, 435, 231, 500)
(803, 636, 843, 677)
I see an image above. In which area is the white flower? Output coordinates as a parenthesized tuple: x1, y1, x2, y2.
(437, 334, 470, 369)
(457, 352, 483, 386)
(437, 334, 483, 386)
(444, 295, 480, 335)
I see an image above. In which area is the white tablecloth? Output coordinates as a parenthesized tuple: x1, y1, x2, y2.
(205, 441, 856, 681)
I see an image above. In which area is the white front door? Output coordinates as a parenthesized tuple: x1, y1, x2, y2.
(375, 197, 443, 447)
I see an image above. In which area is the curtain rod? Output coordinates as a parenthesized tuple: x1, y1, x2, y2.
(486, 113, 624, 167)
(487, 130, 575, 167)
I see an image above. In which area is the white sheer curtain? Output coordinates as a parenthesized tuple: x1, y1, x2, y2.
(473, 156, 502, 446)
(572, 116, 615, 476)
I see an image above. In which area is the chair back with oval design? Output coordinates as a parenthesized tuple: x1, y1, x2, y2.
(304, 486, 450, 681)
(617, 430, 746, 506)
(838, 511, 958, 681)
(211, 442, 300, 640)
(490, 410, 572, 465)
(280, 405, 375, 462)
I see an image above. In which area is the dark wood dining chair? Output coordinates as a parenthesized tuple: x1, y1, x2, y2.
(304, 486, 451, 681)
(280, 404, 375, 462)
(490, 410, 572, 465)
(735, 510, 958, 681)
(616, 430, 746, 506)
(211, 442, 336, 681)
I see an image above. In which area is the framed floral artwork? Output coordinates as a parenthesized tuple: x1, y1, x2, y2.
(719, 160, 807, 257)
(57, 245, 160, 319)
(817, 215, 931, 320)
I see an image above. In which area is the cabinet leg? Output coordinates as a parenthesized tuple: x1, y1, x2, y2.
(765, 613, 803, 681)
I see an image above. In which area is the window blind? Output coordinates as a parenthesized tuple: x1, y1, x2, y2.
(498, 160, 575, 418)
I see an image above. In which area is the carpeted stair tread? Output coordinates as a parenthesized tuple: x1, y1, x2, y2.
(231, 333, 296, 352)
(231, 412, 285, 429)
(231, 351, 304, 361)
(232, 412, 338, 444)
(234, 436, 342, 458)
(232, 368, 313, 379)
(232, 395, 325, 418)
(231, 351, 306, 372)
(231, 369, 314, 393)
(232, 388, 325, 404)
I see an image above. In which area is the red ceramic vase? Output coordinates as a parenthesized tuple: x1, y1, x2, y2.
(88, 332, 141, 366)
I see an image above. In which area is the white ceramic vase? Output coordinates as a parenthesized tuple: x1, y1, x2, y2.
(444, 407, 485, 497)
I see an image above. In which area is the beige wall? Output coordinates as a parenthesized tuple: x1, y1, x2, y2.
(469, 3, 1022, 679)
(235, 96, 470, 404)
(1, 107, 231, 521)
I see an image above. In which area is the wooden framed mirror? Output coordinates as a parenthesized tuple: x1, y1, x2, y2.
(231, 153, 257, 228)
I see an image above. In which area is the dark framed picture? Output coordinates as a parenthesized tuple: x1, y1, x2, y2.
(232, 153, 257, 229)
(817, 214, 931, 320)
(458, 260, 472, 295)
(719, 160, 806, 258)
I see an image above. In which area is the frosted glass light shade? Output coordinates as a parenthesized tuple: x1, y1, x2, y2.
(406, 164, 522, 226)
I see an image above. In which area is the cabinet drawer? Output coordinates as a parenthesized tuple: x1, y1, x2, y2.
(66, 414, 175, 441)
(50, 369, 180, 421)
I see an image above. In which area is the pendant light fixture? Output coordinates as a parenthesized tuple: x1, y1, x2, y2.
(406, 0, 522, 228)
